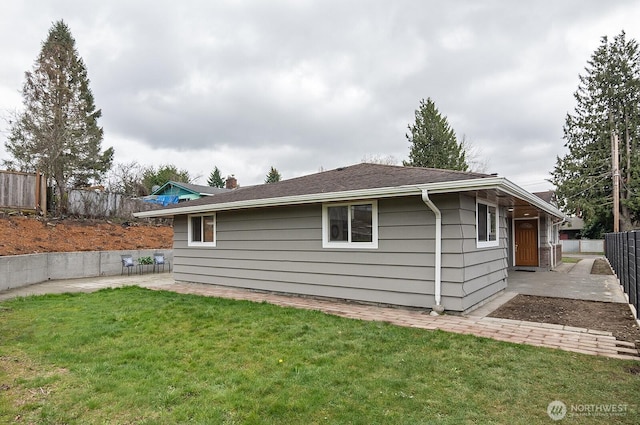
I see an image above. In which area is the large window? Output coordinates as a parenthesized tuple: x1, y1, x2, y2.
(323, 201, 378, 249)
(188, 214, 216, 247)
(477, 200, 498, 248)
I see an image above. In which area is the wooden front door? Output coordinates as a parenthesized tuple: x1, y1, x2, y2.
(515, 219, 538, 267)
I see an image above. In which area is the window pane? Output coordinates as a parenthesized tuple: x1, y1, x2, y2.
(203, 215, 215, 242)
(488, 206, 497, 241)
(351, 204, 372, 242)
(191, 216, 202, 242)
(477, 203, 488, 241)
(329, 206, 348, 241)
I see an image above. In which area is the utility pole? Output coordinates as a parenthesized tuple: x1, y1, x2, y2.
(612, 131, 620, 232)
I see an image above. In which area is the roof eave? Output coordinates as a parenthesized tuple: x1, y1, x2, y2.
(134, 177, 565, 219)
(134, 184, 424, 218)
(423, 177, 565, 219)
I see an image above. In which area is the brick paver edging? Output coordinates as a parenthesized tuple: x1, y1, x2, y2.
(146, 282, 640, 361)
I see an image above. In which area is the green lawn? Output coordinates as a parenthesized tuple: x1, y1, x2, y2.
(1, 287, 639, 424)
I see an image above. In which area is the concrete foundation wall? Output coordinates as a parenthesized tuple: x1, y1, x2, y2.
(0, 249, 173, 292)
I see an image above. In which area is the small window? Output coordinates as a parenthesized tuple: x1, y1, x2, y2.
(188, 214, 216, 247)
(477, 201, 498, 248)
(323, 201, 378, 249)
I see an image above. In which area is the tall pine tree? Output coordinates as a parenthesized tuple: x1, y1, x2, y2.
(207, 166, 225, 188)
(265, 166, 281, 183)
(550, 31, 640, 236)
(3, 20, 113, 214)
(403, 98, 468, 171)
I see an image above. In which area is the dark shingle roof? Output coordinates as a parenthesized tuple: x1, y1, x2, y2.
(533, 190, 555, 205)
(178, 182, 230, 195)
(164, 163, 493, 210)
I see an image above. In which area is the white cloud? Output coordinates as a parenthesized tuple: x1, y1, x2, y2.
(0, 0, 639, 193)
(439, 27, 475, 51)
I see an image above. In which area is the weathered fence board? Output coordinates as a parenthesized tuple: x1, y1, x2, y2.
(0, 170, 46, 213)
(68, 189, 161, 219)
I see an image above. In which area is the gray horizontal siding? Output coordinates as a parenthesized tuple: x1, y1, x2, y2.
(172, 192, 509, 311)
(192, 238, 434, 253)
(460, 280, 507, 311)
(177, 249, 434, 266)
(174, 271, 438, 307)
(458, 194, 508, 310)
(173, 196, 439, 309)
(174, 265, 430, 292)
(175, 257, 431, 282)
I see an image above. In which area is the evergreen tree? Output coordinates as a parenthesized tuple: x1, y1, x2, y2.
(142, 164, 190, 194)
(207, 166, 225, 188)
(550, 31, 640, 236)
(265, 166, 281, 183)
(403, 98, 468, 171)
(3, 20, 113, 213)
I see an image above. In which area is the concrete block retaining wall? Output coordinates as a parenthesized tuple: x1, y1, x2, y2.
(0, 249, 173, 292)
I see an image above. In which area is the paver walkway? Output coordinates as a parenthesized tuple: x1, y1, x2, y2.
(1, 273, 638, 361)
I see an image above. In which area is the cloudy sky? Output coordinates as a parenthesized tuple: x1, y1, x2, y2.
(1, 1, 639, 190)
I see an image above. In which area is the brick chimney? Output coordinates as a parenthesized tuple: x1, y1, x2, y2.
(226, 175, 238, 189)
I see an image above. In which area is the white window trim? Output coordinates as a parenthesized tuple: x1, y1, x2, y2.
(187, 213, 217, 247)
(322, 201, 378, 249)
(477, 200, 499, 248)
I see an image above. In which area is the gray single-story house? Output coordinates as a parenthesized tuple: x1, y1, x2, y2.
(135, 163, 564, 312)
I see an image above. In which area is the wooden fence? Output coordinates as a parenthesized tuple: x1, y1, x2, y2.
(67, 189, 161, 219)
(604, 232, 640, 318)
(0, 169, 161, 220)
(0, 170, 47, 214)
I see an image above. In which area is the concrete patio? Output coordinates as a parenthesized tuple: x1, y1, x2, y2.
(469, 256, 627, 318)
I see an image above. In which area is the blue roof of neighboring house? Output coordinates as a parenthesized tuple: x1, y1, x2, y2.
(143, 181, 230, 206)
(151, 181, 230, 199)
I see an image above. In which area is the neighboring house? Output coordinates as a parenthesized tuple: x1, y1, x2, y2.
(145, 181, 231, 206)
(533, 190, 584, 240)
(135, 163, 564, 312)
(533, 190, 556, 206)
(559, 216, 584, 240)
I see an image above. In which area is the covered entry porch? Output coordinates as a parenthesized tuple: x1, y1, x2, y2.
(506, 196, 563, 271)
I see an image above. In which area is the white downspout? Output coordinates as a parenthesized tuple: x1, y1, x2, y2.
(421, 189, 444, 315)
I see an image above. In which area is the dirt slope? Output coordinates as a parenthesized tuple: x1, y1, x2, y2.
(0, 215, 172, 256)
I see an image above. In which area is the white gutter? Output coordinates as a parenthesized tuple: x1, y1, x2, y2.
(421, 189, 444, 315)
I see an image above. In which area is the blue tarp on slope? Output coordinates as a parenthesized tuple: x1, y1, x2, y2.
(142, 195, 180, 206)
